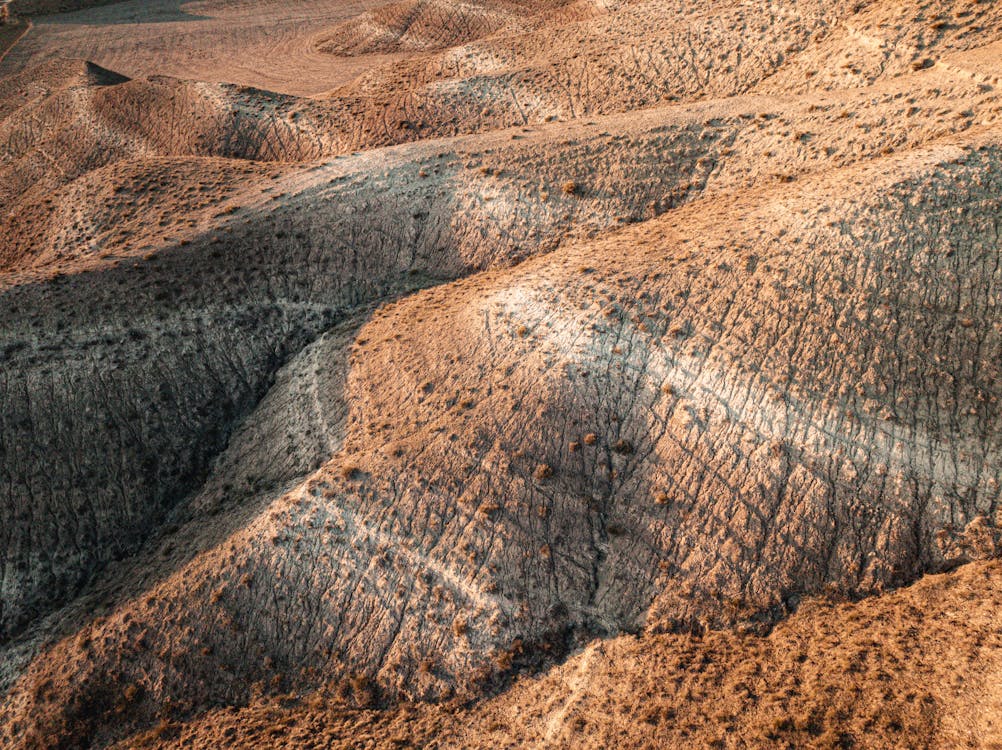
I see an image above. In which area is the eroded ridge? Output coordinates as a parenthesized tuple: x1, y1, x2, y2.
(0, 0, 1001, 747)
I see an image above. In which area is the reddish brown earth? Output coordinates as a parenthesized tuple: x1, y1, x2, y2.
(0, 0, 1000, 748)
(117, 559, 1002, 749)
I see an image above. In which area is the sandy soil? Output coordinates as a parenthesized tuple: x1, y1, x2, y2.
(0, 0, 411, 95)
(115, 558, 1002, 749)
(0, 0, 1000, 747)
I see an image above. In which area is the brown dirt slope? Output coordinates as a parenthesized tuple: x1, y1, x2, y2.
(113, 558, 1002, 749)
(3, 115, 1001, 750)
(2, 45, 998, 649)
(0, 0, 1001, 748)
(315, 0, 578, 56)
(0, 0, 417, 97)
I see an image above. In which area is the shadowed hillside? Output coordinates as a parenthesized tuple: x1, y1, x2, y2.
(0, 0, 1000, 747)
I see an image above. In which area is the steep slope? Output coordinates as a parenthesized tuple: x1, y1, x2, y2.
(1, 0, 1001, 747)
(3, 48, 999, 645)
(110, 558, 1002, 749)
(0, 60, 341, 213)
(0, 94, 732, 643)
(3, 122, 1000, 748)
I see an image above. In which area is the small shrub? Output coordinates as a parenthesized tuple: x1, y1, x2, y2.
(612, 439, 634, 454)
(479, 501, 501, 517)
(534, 463, 554, 480)
(493, 649, 513, 670)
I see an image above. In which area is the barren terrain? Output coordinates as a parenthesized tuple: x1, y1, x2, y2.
(0, 0, 1000, 747)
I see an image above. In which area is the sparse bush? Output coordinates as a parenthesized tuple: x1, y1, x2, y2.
(478, 501, 501, 517)
(347, 673, 376, 707)
(493, 649, 513, 670)
(612, 439, 634, 455)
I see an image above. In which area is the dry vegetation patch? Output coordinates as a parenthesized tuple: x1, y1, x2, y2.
(1, 0, 1001, 747)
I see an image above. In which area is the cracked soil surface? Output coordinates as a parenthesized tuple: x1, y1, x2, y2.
(1, 0, 1001, 747)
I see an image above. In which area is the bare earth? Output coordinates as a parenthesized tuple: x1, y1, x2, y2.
(0, 0, 1000, 748)
(0, 0, 411, 95)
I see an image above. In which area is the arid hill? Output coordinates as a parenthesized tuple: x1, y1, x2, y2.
(0, 0, 1000, 747)
(116, 558, 1002, 749)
